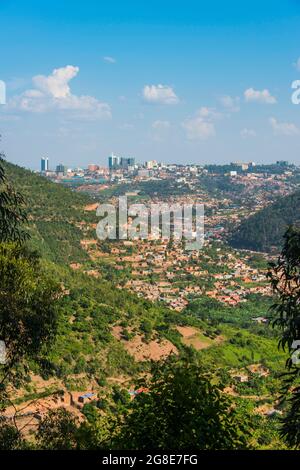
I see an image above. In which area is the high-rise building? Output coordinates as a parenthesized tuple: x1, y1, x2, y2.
(120, 157, 135, 169)
(127, 157, 135, 167)
(108, 153, 121, 170)
(56, 163, 67, 175)
(108, 154, 135, 170)
(41, 157, 49, 172)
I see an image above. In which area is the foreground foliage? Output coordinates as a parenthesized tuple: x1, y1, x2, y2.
(268, 226, 300, 448)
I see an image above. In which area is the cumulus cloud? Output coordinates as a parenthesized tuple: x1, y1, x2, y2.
(103, 56, 116, 64)
(219, 95, 240, 112)
(182, 107, 219, 140)
(240, 128, 257, 138)
(143, 84, 179, 105)
(197, 107, 222, 120)
(33, 65, 78, 98)
(7, 65, 111, 119)
(244, 87, 277, 104)
(269, 117, 300, 136)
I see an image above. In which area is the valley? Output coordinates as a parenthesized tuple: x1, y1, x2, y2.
(0, 160, 294, 448)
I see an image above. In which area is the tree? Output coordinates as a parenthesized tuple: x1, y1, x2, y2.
(0, 154, 61, 386)
(0, 243, 61, 379)
(268, 226, 300, 448)
(37, 408, 79, 450)
(0, 154, 62, 448)
(0, 418, 23, 450)
(76, 408, 117, 450)
(114, 357, 252, 450)
(0, 152, 28, 243)
(36, 406, 118, 450)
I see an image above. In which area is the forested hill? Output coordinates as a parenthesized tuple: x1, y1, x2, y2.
(229, 190, 300, 252)
(3, 161, 98, 263)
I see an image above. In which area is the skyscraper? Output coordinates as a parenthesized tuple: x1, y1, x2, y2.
(56, 163, 67, 175)
(108, 153, 121, 170)
(41, 157, 49, 172)
(120, 157, 135, 169)
(125, 157, 135, 168)
(108, 154, 135, 170)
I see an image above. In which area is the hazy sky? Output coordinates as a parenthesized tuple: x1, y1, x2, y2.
(1, 0, 300, 169)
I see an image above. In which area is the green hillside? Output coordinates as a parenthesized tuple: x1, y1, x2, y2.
(229, 190, 300, 252)
(3, 161, 184, 381)
(3, 161, 97, 264)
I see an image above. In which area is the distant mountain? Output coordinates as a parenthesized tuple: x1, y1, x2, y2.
(229, 190, 300, 252)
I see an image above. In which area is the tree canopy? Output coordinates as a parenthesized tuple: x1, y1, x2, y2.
(114, 357, 252, 450)
(268, 226, 300, 448)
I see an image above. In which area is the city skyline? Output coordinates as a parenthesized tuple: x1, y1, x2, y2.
(0, 0, 300, 169)
(39, 154, 291, 174)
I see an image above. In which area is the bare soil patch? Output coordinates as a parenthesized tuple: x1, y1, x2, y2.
(84, 203, 99, 212)
(176, 325, 223, 351)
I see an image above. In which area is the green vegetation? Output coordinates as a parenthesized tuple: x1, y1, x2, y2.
(98, 179, 192, 201)
(3, 160, 97, 263)
(229, 190, 300, 252)
(113, 357, 252, 450)
(0, 161, 185, 382)
(0, 158, 295, 450)
(268, 226, 300, 448)
(185, 294, 273, 329)
(34, 358, 253, 450)
(0, 154, 28, 243)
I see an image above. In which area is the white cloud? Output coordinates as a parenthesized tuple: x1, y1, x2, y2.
(182, 107, 219, 140)
(6, 65, 111, 119)
(293, 58, 300, 71)
(244, 88, 277, 104)
(143, 84, 179, 105)
(219, 95, 240, 112)
(240, 128, 257, 138)
(197, 107, 222, 120)
(103, 56, 116, 64)
(33, 65, 78, 98)
(269, 117, 300, 136)
(183, 119, 215, 140)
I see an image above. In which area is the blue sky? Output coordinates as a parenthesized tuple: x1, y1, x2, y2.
(1, 0, 300, 169)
